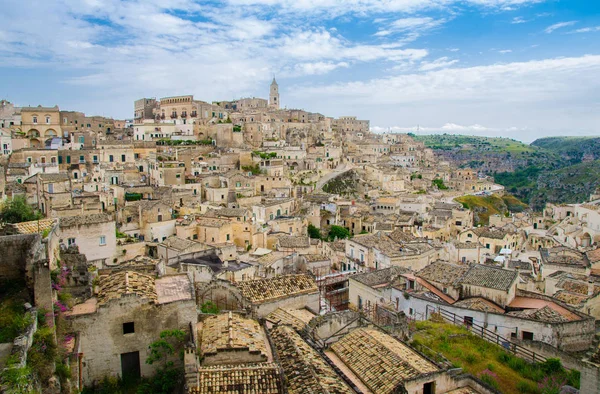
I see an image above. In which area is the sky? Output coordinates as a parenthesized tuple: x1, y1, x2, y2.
(1, 0, 599, 143)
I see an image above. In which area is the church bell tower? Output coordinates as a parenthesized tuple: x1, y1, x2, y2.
(269, 77, 279, 109)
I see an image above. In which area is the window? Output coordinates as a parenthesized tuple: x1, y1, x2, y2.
(358, 295, 363, 310)
(99, 236, 106, 245)
(58, 156, 63, 164)
(522, 331, 534, 341)
(79, 136, 85, 144)
(109, 155, 114, 162)
(157, 214, 163, 222)
(79, 155, 85, 163)
(32, 116, 38, 124)
(121, 154, 126, 162)
(226, 234, 230, 241)
(93, 155, 98, 163)
(127, 216, 132, 223)
(46, 116, 51, 124)
(123, 322, 135, 334)
(68, 238, 76, 246)
(66, 155, 71, 164)
(176, 174, 181, 178)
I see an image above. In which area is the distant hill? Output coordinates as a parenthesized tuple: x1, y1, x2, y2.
(531, 136, 600, 164)
(417, 134, 599, 210)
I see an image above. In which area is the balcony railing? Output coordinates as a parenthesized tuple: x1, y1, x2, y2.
(160, 114, 165, 120)
(181, 112, 187, 118)
(190, 112, 197, 117)
(170, 113, 177, 119)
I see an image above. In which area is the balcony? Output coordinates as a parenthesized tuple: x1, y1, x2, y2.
(160, 114, 165, 120)
(181, 112, 187, 118)
(190, 112, 197, 117)
(170, 113, 177, 119)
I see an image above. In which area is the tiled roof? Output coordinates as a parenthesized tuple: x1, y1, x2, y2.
(553, 290, 589, 306)
(277, 235, 310, 249)
(417, 261, 469, 286)
(60, 213, 114, 227)
(12, 218, 56, 234)
(586, 248, 600, 263)
(387, 229, 418, 243)
(507, 260, 533, 271)
(265, 308, 307, 331)
(97, 271, 157, 305)
(201, 312, 268, 361)
(352, 266, 411, 287)
(303, 254, 329, 262)
(269, 325, 353, 394)
(461, 264, 518, 291)
(330, 328, 438, 394)
(507, 306, 569, 323)
(191, 363, 282, 394)
(453, 297, 505, 314)
(237, 274, 318, 304)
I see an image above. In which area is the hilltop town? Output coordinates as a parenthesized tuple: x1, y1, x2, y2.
(2, 80, 600, 394)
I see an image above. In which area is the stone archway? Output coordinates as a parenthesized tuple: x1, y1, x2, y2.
(581, 232, 592, 248)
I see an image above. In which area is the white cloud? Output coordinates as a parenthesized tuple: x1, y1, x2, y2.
(498, 49, 512, 54)
(419, 57, 458, 71)
(374, 17, 446, 41)
(544, 21, 578, 34)
(569, 26, 600, 34)
(511, 16, 528, 24)
(293, 62, 349, 75)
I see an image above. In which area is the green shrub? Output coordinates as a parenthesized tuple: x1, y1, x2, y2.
(516, 380, 540, 394)
(508, 356, 527, 372)
(541, 358, 563, 375)
(464, 353, 478, 365)
(55, 362, 72, 383)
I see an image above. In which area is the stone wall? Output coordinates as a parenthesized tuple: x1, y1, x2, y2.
(0, 234, 42, 281)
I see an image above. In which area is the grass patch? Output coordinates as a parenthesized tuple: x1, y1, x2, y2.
(411, 320, 579, 393)
(0, 279, 31, 343)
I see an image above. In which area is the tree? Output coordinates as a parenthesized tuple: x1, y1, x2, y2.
(0, 196, 43, 224)
(307, 224, 321, 239)
(327, 225, 351, 241)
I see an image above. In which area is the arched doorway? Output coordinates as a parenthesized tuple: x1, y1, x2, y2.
(581, 233, 592, 248)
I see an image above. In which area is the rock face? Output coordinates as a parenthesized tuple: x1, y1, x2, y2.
(322, 170, 359, 196)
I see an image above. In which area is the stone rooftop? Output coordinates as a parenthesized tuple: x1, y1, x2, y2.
(453, 297, 505, 314)
(237, 274, 317, 304)
(269, 325, 354, 394)
(60, 213, 114, 228)
(417, 261, 469, 286)
(330, 328, 438, 394)
(352, 266, 410, 287)
(191, 363, 282, 394)
(277, 235, 310, 249)
(461, 264, 518, 291)
(541, 247, 589, 268)
(97, 271, 157, 305)
(155, 275, 194, 304)
(507, 306, 570, 323)
(303, 254, 329, 262)
(471, 226, 512, 239)
(201, 312, 268, 361)
(205, 208, 248, 218)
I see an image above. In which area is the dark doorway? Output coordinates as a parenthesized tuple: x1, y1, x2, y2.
(423, 381, 436, 394)
(463, 316, 473, 327)
(121, 351, 141, 380)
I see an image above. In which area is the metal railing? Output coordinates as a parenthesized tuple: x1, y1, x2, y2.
(425, 305, 547, 364)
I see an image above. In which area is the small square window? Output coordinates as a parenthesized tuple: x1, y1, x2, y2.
(123, 322, 135, 334)
(99, 235, 106, 245)
(68, 238, 76, 246)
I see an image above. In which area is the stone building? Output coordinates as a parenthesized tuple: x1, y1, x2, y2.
(67, 272, 197, 386)
(59, 213, 117, 264)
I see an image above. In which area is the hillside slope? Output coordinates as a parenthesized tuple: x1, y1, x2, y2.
(531, 136, 600, 164)
(455, 194, 527, 225)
